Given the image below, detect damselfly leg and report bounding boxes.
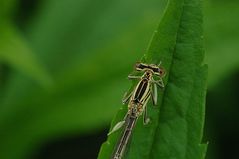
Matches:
[151,83,158,106]
[122,91,133,105]
[152,78,165,88]
[128,75,141,80]
[143,106,150,125]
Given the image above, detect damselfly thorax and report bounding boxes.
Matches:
[128,71,153,116]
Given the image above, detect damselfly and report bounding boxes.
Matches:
[108,62,166,159]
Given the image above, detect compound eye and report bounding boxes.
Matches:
[152,67,159,73]
[159,68,166,76]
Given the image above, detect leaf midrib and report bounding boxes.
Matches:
[148,0,185,158]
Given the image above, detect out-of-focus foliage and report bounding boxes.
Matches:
[0,0,238,159]
[0,24,51,86]
[204,1,239,87]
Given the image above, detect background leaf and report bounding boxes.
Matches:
[0,0,18,19]
[204,1,239,88]
[98,0,208,158]
[0,23,51,87]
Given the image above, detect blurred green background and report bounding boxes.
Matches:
[0,0,239,159]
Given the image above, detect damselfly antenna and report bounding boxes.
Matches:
[158,61,162,67]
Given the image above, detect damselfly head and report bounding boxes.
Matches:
[135,62,166,77]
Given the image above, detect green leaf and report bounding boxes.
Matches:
[98,0,208,158]
[0,0,18,19]
[0,23,52,87]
